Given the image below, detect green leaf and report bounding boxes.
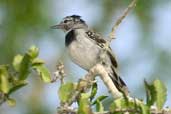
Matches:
[139,104,150,114]
[144,79,167,109]
[18,54,31,80]
[96,100,104,112]
[8,81,28,95]
[153,79,167,110]
[91,95,107,112]
[7,98,16,107]
[92,95,108,105]
[33,64,51,83]
[58,82,75,102]
[144,80,156,106]
[110,98,135,113]
[12,54,23,71]
[78,93,92,114]
[18,46,39,80]
[0,65,10,93]
[90,82,97,101]
[27,45,39,59]
[31,58,44,65]
[110,98,127,112]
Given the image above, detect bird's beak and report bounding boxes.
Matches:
[50,24,64,29]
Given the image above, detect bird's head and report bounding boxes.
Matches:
[51,15,88,32]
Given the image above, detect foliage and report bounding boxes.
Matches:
[57,78,169,114]
[0,46,51,106]
[0,46,170,113]
[59,82,76,103]
[144,79,167,110]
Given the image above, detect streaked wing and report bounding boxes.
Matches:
[86,30,106,48]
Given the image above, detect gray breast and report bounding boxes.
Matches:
[67,29,100,70]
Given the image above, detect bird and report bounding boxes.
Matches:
[51,15,128,95]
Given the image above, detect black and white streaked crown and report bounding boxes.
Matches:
[63,15,85,24]
[51,15,88,32]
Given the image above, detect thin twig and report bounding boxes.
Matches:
[51,61,65,83]
[108,0,137,42]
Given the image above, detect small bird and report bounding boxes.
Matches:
[51,15,128,95]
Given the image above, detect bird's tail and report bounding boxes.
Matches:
[108,69,129,95]
[106,50,129,95]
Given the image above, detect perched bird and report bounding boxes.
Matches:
[51,15,128,95]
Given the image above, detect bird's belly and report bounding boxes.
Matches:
[68,40,100,70]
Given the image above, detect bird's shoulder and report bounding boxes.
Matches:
[85,30,107,48]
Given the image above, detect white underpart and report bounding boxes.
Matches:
[68,29,100,70]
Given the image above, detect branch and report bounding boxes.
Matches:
[92,64,123,98]
[52,61,65,83]
[71,64,123,101]
[108,0,137,42]
[56,62,171,114]
[56,63,123,114]
[57,106,171,114]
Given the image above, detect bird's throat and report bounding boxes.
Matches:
[65,30,76,47]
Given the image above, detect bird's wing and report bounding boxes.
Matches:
[86,30,106,48]
[86,30,129,94]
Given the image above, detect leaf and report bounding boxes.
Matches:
[96,100,104,112]
[78,93,92,114]
[91,95,107,112]
[110,98,135,113]
[12,54,23,71]
[90,82,97,101]
[92,95,108,105]
[31,58,44,65]
[27,45,39,59]
[0,65,10,93]
[18,46,40,80]
[58,83,75,102]
[110,98,127,112]
[7,98,16,107]
[33,64,51,83]
[144,79,167,110]
[139,104,150,114]
[144,80,156,106]
[8,81,28,95]
[18,54,31,80]
[153,79,167,110]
